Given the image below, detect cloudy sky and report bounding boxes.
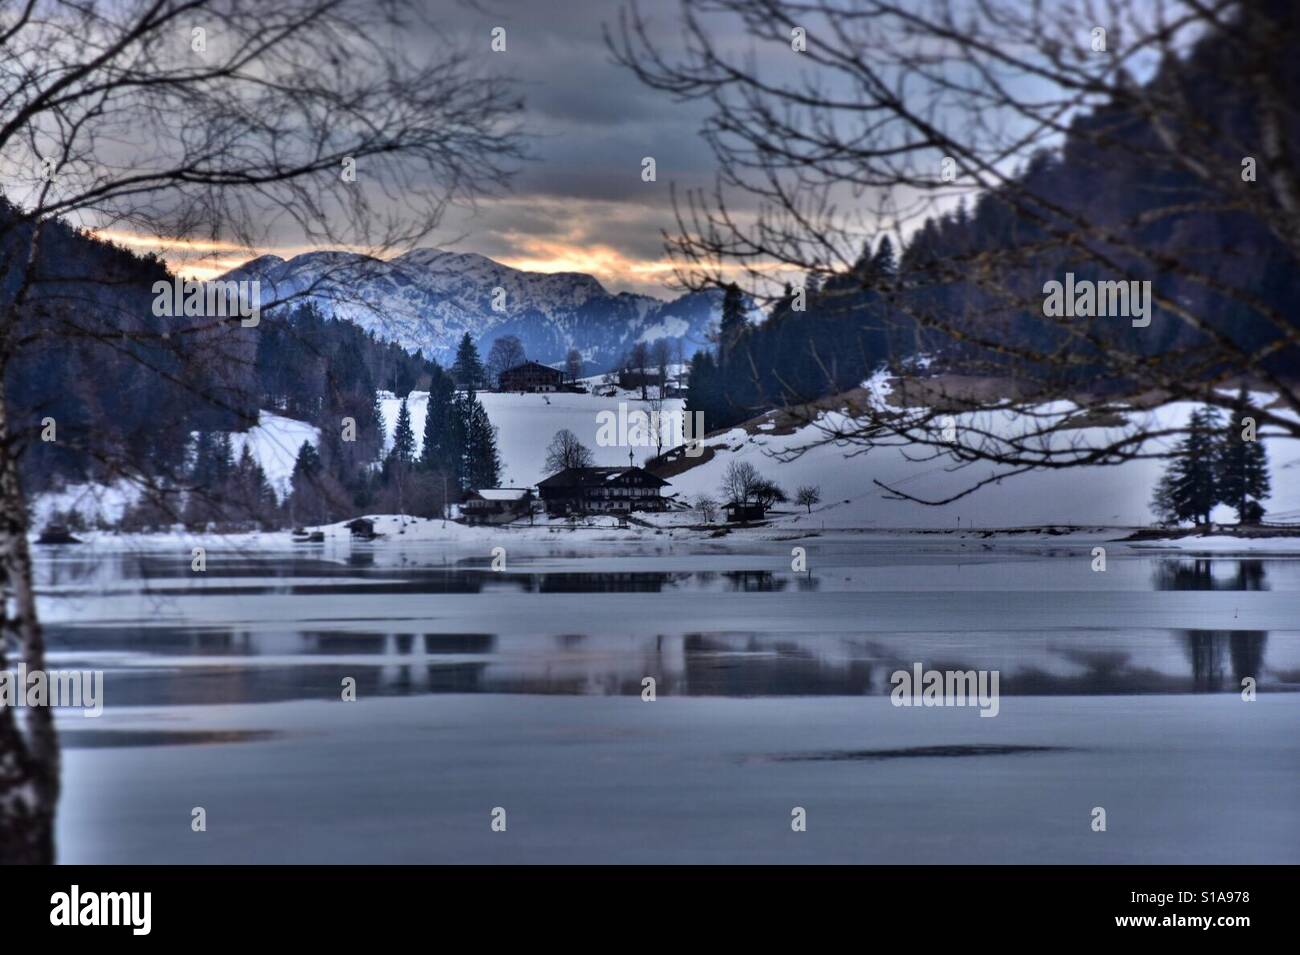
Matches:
[103,0,745,298]
[404,0,734,296]
[69,0,1137,299]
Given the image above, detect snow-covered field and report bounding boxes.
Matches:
[370,383,1300,530]
[377,387,686,488]
[666,399,1300,530]
[31,378,1300,536]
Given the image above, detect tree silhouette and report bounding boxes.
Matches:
[0,0,520,863]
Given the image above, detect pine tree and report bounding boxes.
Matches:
[235,444,257,487]
[1153,406,1223,525]
[851,239,876,278]
[366,390,386,462]
[451,333,485,390]
[1240,438,1270,521]
[718,283,746,361]
[421,372,456,470]
[252,461,278,525]
[212,433,235,485]
[291,440,321,480]
[391,398,416,465]
[1150,470,1179,525]
[289,441,325,525]
[447,392,470,489]
[870,236,897,279]
[769,282,796,323]
[229,444,277,526]
[1217,390,1271,522]
[464,395,500,489]
[686,350,730,430]
[190,431,216,485]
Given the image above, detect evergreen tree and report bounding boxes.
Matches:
[190,431,218,486]
[1217,390,1271,522]
[228,444,278,527]
[1150,470,1179,525]
[685,349,733,430]
[1152,406,1223,525]
[367,390,386,462]
[447,392,471,489]
[391,398,416,465]
[289,441,327,525]
[212,432,235,486]
[718,283,746,361]
[421,372,457,470]
[870,236,897,279]
[451,333,486,390]
[851,239,876,277]
[464,395,501,489]
[253,462,278,524]
[1240,438,1270,521]
[291,440,321,480]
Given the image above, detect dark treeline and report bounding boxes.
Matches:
[4,199,247,495]
[122,320,503,531]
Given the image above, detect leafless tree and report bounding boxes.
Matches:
[0,0,522,863]
[628,341,650,400]
[646,387,667,459]
[544,428,593,473]
[795,485,821,514]
[651,338,671,392]
[695,494,718,523]
[752,477,786,508]
[486,335,527,390]
[611,0,1300,504]
[720,459,760,503]
[565,348,583,383]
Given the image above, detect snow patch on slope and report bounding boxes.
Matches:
[228,412,320,500]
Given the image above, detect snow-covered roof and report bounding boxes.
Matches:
[537,467,670,488]
[474,488,531,501]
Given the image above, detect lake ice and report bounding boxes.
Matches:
[34,531,1300,863]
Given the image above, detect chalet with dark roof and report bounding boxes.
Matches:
[498,360,565,393]
[536,466,670,516]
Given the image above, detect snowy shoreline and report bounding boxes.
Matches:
[29,515,1300,556]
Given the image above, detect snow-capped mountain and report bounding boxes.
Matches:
[222,248,720,371]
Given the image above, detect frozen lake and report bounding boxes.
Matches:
[33,533,1300,863]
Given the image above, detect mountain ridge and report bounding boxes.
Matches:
[223,246,721,372]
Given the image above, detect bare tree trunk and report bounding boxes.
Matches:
[0,386,59,864]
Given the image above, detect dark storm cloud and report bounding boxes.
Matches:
[415,0,743,292]
[437,0,722,190]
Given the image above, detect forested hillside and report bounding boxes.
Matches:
[4,206,446,524]
[687,8,1300,431]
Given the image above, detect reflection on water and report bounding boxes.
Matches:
[40,559,801,597]
[36,551,1300,705]
[1151,558,1273,692]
